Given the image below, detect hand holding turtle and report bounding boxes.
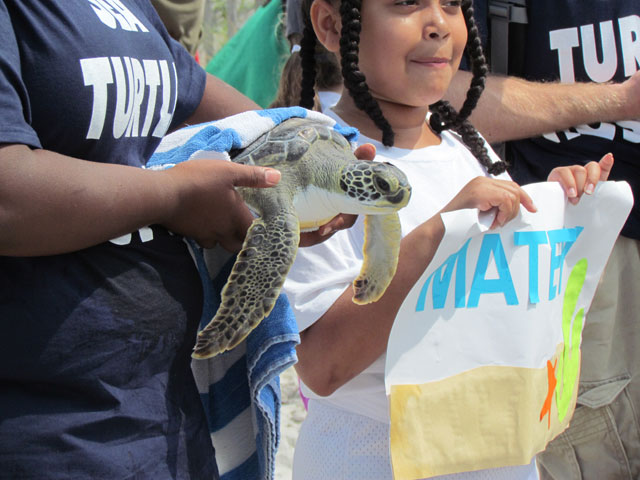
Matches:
[547,153,614,205]
[160,143,376,251]
[441,176,537,229]
[160,159,281,252]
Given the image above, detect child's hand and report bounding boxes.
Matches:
[442,176,537,229]
[547,153,614,205]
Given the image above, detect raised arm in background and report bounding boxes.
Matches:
[445,70,640,143]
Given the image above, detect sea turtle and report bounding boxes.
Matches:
[193,117,411,359]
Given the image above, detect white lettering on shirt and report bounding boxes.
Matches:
[109,226,155,246]
[81,56,178,140]
[152,61,178,138]
[618,120,640,143]
[549,27,580,83]
[87,0,149,32]
[543,120,640,144]
[581,21,617,83]
[619,15,640,78]
[545,15,640,145]
[81,57,114,140]
[141,60,161,137]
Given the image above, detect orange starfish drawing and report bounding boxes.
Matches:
[540,358,558,429]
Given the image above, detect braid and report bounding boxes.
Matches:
[429,0,506,175]
[338,0,394,146]
[457,0,487,122]
[299,22,318,109]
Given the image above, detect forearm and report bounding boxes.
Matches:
[295,215,446,396]
[446,71,634,143]
[0,144,175,256]
[184,73,261,126]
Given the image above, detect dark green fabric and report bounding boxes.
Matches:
[206,0,289,108]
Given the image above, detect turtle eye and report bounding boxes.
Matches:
[374,176,391,194]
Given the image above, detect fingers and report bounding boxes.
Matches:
[320,214,358,235]
[445,177,535,230]
[353,143,376,161]
[548,166,585,205]
[229,162,281,188]
[490,182,523,229]
[516,186,537,213]
[161,159,260,250]
[477,180,535,229]
[300,214,358,247]
[583,153,613,194]
[482,179,534,226]
[597,153,614,181]
[299,230,332,248]
[547,153,614,205]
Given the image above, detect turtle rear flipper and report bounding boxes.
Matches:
[352,213,402,305]
[192,210,300,359]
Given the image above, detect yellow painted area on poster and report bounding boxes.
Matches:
[389,345,578,480]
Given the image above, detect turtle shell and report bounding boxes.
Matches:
[231,118,352,167]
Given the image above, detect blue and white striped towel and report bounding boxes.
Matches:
[148,107,358,480]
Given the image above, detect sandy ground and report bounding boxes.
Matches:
[274,366,307,480]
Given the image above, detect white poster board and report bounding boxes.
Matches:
[385,181,633,480]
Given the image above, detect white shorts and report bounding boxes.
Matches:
[293,399,540,480]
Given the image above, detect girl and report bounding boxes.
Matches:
[282,0,613,479]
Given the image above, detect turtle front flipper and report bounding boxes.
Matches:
[193,210,300,359]
[352,213,402,305]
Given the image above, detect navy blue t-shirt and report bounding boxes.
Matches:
[473,0,640,240]
[0,1,216,478]
[0,0,205,164]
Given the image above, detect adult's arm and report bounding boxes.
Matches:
[183,73,262,126]
[0,143,279,257]
[445,70,640,143]
[0,112,373,258]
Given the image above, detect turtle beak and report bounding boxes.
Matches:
[387,190,407,205]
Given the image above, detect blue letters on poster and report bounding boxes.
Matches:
[514,231,548,304]
[415,227,584,312]
[548,227,584,301]
[467,234,518,308]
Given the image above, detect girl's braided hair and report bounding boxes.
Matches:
[299,0,506,174]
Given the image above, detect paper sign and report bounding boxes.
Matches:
[384,181,633,480]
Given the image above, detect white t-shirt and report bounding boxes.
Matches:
[283,112,538,479]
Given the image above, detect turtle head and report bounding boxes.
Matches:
[339,161,411,212]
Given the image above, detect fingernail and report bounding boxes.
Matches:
[264,169,281,186]
[568,188,577,198]
[320,226,332,236]
[585,183,595,195]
